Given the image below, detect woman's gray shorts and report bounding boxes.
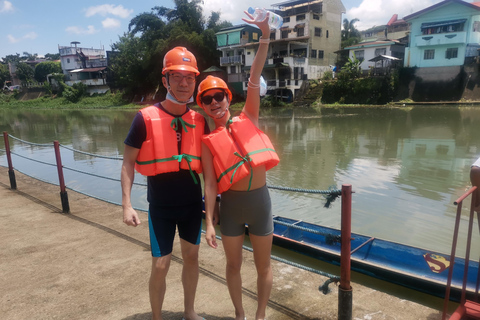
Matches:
[219,184,273,237]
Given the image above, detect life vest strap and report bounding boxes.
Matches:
[170,117,196,133]
[216,148,276,191]
[136,154,201,184]
[172,154,200,184]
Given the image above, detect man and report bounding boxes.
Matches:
[121,47,213,320]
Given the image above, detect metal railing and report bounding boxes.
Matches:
[2,131,353,320]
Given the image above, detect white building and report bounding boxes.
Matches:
[58,42,109,94]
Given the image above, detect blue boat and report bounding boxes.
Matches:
[271,216,479,302]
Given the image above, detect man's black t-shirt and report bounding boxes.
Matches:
[124,104,210,207]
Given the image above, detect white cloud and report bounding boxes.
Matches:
[65,25,99,35]
[0,0,13,13]
[345,0,440,30]
[7,32,37,43]
[102,17,120,29]
[7,34,19,43]
[85,4,133,19]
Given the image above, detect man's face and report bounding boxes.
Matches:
[164,71,196,101]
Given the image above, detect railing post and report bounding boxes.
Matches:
[3,131,17,190]
[339,184,352,320]
[53,141,70,213]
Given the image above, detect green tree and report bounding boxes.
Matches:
[44,53,60,60]
[15,62,35,83]
[341,18,361,48]
[110,0,230,97]
[34,61,62,82]
[3,54,21,64]
[0,63,10,87]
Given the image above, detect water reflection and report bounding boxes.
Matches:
[1,106,479,255]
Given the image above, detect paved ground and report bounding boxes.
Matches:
[0,166,452,320]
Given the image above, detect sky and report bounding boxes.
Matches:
[0,0,469,59]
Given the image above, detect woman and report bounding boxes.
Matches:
[199,11,279,320]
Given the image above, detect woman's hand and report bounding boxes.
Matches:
[242,10,271,38]
[205,225,218,249]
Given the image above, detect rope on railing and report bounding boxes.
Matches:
[62,165,147,187]
[267,184,341,208]
[2,134,343,289]
[8,134,52,147]
[60,144,123,160]
[10,151,57,167]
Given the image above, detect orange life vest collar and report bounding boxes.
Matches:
[135,105,204,181]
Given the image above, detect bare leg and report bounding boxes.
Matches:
[250,233,273,320]
[471,166,480,211]
[180,238,203,320]
[222,234,246,320]
[150,255,172,320]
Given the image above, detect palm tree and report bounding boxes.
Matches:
[341,18,361,47]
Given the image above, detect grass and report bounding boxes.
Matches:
[0,92,138,110]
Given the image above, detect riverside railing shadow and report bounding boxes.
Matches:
[1,131,353,320]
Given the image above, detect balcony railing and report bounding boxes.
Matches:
[220,55,243,65]
[415,31,467,46]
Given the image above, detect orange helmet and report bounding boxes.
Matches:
[162,47,200,75]
[196,75,232,106]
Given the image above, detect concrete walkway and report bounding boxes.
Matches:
[0,167,448,320]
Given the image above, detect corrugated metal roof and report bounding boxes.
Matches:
[70,67,106,73]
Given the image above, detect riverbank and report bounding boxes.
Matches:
[0,166,450,320]
[2,91,480,111]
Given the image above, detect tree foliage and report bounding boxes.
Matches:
[109,0,232,98]
[0,63,10,86]
[341,18,361,48]
[34,61,62,82]
[15,62,35,82]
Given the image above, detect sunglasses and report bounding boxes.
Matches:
[201,91,226,105]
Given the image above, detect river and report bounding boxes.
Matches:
[1,105,479,257]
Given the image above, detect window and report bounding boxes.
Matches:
[284,17,290,23]
[474,21,480,32]
[424,49,435,60]
[375,48,386,56]
[270,32,276,40]
[296,14,305,21]
[252,32,258,40]
[230,65,236,74]
[297,27,304,37]
[445,48,458,59]
[281,30,288,39]
[315,27,322,37]
[67,58,70,63]
[313,14,320,20]
[421,20,465,35]
[318,50,324,59]
[354,50,364,62]
[311,50,317,58]
[326,30,329,38]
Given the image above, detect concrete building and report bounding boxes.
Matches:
[401,0,480,101]
[403,0,480,68]
[360,14,409,43]
[58,42,109,94]
[344,40,405,73]
[216,0,345,101]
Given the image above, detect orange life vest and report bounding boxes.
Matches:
[202,113,279,193]
[135,105,204,179]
